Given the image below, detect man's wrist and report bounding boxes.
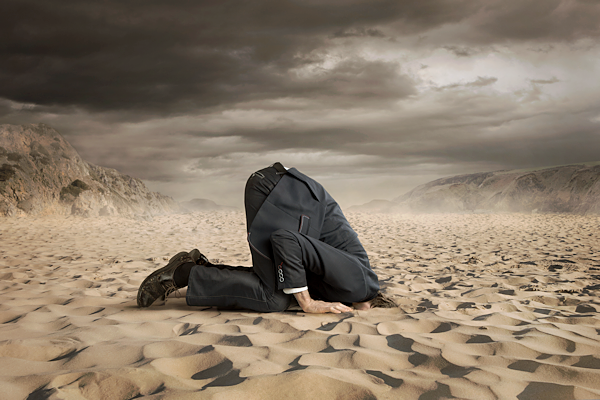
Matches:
[293,289,312,309]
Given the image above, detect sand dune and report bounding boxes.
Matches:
[1,211,599,399]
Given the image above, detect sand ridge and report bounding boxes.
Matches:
[0,211,599,399]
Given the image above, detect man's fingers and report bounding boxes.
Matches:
[336,303,352,312]
[329,304,345,314]
[307,301,354,314]
[331,303,352,313]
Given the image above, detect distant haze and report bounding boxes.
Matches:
[1,0,599,208]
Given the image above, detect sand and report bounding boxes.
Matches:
[1,211,599,399]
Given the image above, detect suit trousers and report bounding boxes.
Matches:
[186,164,375,312]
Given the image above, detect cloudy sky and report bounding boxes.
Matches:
[1,0,599,208]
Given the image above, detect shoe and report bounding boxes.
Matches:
[137,251,193,307]
[187,249,209,266]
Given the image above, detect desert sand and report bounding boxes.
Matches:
[1,211,599,399]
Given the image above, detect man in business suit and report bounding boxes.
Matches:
[137,163,394,313]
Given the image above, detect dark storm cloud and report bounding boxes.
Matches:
[1,0,597,117]
[472,0,600,43]
[530,78,560,85]
[331,27,387,38]
[8,0,586,116]
[441,46,479,57]
[0,0,463,115]
[438,76,498,90]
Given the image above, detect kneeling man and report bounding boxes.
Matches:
[137,163,395,313]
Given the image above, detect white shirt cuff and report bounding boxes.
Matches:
[283,286,308,294]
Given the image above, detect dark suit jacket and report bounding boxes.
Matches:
[247,167,379,303]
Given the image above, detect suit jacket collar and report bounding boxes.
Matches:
[286,168,323,202]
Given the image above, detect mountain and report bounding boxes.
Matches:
[0,123,179,218]
[180,198,237,212]
[349,163,600,214]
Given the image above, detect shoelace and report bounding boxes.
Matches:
[162,280,180,301]
[159,254,193,302]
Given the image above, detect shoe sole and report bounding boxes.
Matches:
[137,251,189,307]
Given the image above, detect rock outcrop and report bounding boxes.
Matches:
[0,123,179,218]
[391,163,600,214]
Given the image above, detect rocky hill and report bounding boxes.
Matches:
[0,123,179,218]
[349,163,600,214]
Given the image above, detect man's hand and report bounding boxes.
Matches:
[294,290,353,314]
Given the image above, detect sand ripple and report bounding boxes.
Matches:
[0,212,599,399]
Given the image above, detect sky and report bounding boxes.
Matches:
[1,0,599,208]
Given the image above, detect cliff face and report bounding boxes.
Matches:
[0,123,179,218]
[393,163,600,214]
